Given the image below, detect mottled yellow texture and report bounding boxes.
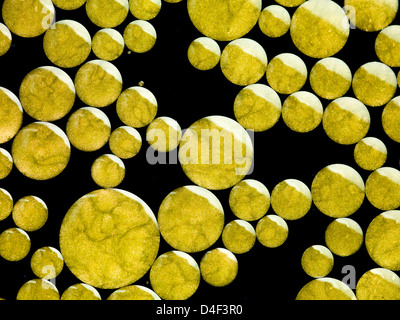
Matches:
[109,126,142,159]
[0,88,23,144]
[92,30,124,61]
[325,219,363,257]
[275,0,304,7]
[0,149,12,180]
[0,228,30,261]
[12,196,48,232]
[356,269,400,300]
[146,117,182,152]
[31,247,64,279]
[91,154,125,188]
[52,0,86,10]
[86,0,129,28]
[0,189,13,221]
[375,27,400,67]
[301,246,334,278]
[258,6,290,38]
[366,169,400,211]
[107,285,160,300]
[354,139,387,171]
[222,220,256,254]
[129,0,161,20]
[256,215,288,248]
[0,25,11,56]
[296,278,356,300]
[382,97,400,143]
[61,283,101,300]
[188,38,221,71]
[17,279,59,300]
[124,21,156,53]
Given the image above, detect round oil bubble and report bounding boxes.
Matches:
[61,283,101,300]
[258,5,291,38]
[0,188,13,221]
[19,66,75,121]
[256,214,288,248]
[222,219,256,254]
[352,62,397,107]
[0,228,30,261]
[366,211,400,271]
[124,20,157,53]
[30,247,64,280]
[43,20,92,68]
[92,28,124,61]
[60,189,160,289]
[275,0,305,7]
[382,96,400,143]
[179,116,254,190]
[107,285,160,300]
[91,154,126,188]
[17,279,59,300]
[309,57,352,100]
[356,268,400,300]
[2,0,55,38]
[116,86,158,128]
[109,126,142,159]
[229,179,270,221]
[129,0,161,20]
[86,0,129,28]
[188,37,221,71]
[233,84,282,132]
[344,0,398,32]
[150,251,200,300]
[325,218,363,257]
[354,137,387,171]
[66,107,111,152]
[322,97,370,145]
[271,179,312,220]
[12,122,71,180]
[158,185,224,253]
[52,0,87,10]
[375,25,400,67]
[282,91,323,133]
[365,167,400,211]
[0,23,12,56]
[296,277,356,300]
[12,196,48,232]
[164,0,182,2]
[301,245,334,278]
[0,87,23,144]
[0,148,12,180]
[266,53,307,95]
[75,60,123,108]
[311,164,365,218]
[220,38,268,86]
[290,0,349,58]
[200,248,238,287]
[187,0,262,41]
[146,117,182,152]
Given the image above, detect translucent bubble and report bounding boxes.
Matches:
[91,154,126,188]
[356,268,400,300]
[123,20,157,53]
[0,148,13,180]
[301,245,334,278]
[187,37,221,71]
[129,0,162,20]
[258,5,291,38]
[146,116,182,152]
[16,279,59,300]
[30,247,64,279]
[86,0,129,28]
[354,137,387,171]
[0,23,12,56]
[222,219,256,254]
[92,28,124,61]
[375,25,400,67]
[296,278,356,300]
[109,126,142,159]
[0,228,31,262]
[256,214,288,248]
[61,283,102,300]
[382,96,400,143]
[0,188,13,221]
[107,285,160,300]
[0,87,23,144]
[12,196,48,232]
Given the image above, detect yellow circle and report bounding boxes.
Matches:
[149,251,200,300]
[12,196,48,232]
[282,91,323,133]
[296,278,356,300]
[366,211,400,271]
[0,23,12,56]
[60,188,160,289]
[0,188,13,221]
[365,167,400,211]
[229,179,270,221]
[12,122,71,180]
[258,5,291,38]
[352,62,397,107]
[344,0,398,32]
[221,38,267,86]
[91,154,126,188]
[382,96,400,143]
[275,0,305,7]
[266,53,307,95]
[52,0,87,10]
[356,268,400,300]
[179,116,254,190]
[256,214,288,248]
[222,219,256,254]
[19,66,75,121]
[75,60,123,108]
[0,228,31,261]
[311,164,365,218]
[17,279,59,300]
[2,0,55,38]
[271,179,312,220]
[146,117,182,152]
[61,283,101,300]
[116,86,158,128]
[129,0,161,20]
[188,37,221,71]
[109,126,142,159]
[0,148,13,180]
[325,218,363,257]
[309,57,352,100]
[123,20,157,53]
[375,25,400,67]
[30,247,64,279]
[290,0,349,58]
[86,0,129,28]
[92,28,124,61]
[200,248,238,287]
[43,20,92,68]
[354,137,387,171]
[233,84,281,132]
[158,185,224,253]
[107,285,160,300]
[301,245,334,278]
[0,87,23,144]
[164,0,183,3]
[323,97,370,145]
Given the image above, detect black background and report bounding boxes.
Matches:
[0,0,399,312]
